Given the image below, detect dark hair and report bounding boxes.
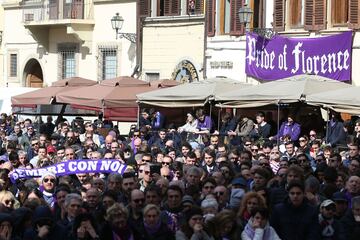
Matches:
[250,207,269,219]
[187,151,197,159]
[8,152,19,162]
[254,168,272,181]
[102,190,118,201]
[201,177,217,188]
[286,180,305,192]
[145,185,162,197]
[72,213,98,237]
[255,112,265,118]
[203,148,216,160]
[166,185,183,197]
[181,142,192,151]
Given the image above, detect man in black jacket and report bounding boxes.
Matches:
[270,180,320,240]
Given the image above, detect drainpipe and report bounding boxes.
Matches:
[202,1,207,80]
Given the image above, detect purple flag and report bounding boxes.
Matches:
[245,31,352,81]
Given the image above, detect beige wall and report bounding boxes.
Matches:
[0,4,4,87]
[142,17,205,80]
[2,0,136,87]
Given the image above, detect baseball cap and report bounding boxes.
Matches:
[320,199,336,208]
[47,145,56,154]
[231,177,247,187]
[182,195,195,205]
[332,192,348,202]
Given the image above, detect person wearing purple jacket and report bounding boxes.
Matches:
[270,115,301,142]
[195,109,212,134]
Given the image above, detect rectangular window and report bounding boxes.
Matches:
[332,0,348,26]
[289,0,303,28]
[10,54,17,77]
[187,0,204,15]
[58,45,76,79]
[158,0,180,16]
[100,48,117,80]
[220,0,231,34]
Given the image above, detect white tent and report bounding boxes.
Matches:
[0,87,39,114]
[307,86,360,114]
[216,74,352,108]
[137,77,250,107]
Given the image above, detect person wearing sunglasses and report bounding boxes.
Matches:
[128,189,145,230]
[214,185,229,211]
[40,171,57,207]
[318,199,345,240]
[0,190,16,211]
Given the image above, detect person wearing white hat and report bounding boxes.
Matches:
[318,199,345,240]
[40,171,57,207]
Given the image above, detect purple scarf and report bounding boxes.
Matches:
[144,220,162,235]
[243,219,272,240]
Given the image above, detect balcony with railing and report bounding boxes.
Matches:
[22,0,93,24]
[21,0,95,52]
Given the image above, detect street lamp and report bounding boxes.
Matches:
[238,5,275,39]
[238,5,253,31]
[111,13,136,43]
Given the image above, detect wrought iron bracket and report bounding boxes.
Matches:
[116,32,136,43]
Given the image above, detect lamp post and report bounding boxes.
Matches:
[111,13,136,43]
[238,5,275,39]
[238,5,253,31]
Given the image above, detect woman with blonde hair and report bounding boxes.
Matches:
[237,192,266,227]
[101,203,134,240]
[134,204,174,240]
[0,190,17,211]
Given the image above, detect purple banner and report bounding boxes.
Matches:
[245,31,352,81]
[10,159,128,183]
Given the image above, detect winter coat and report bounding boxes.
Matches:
[270,199,320,240]
[134,222,174,240]
[340,210,360,240]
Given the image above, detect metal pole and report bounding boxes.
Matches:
[325,107,330,144]
[217,108,221,131]
[209,104,212,132]
[277,101,280,147]
[137,105,140,127]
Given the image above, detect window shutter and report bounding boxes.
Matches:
[304,0,326,31]
[138,0,151,18]
[207,0,216,36]
[164,0,180,16]
[273,0,285,31]
[195,0,204,14]
[349,0,360,29]
[171,0,180,15]
[230,0,244,36]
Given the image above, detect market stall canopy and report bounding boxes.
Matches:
[216,74,352,108]
[56,77,178,121]
[137,77,250,108]
[11,77,96,107]
[57,76,153,109]
[307,86,360,114]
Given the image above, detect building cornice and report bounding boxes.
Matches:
[2,1,21,9]
[93,0,135,4]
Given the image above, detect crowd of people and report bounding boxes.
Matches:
[0,107,359,240]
